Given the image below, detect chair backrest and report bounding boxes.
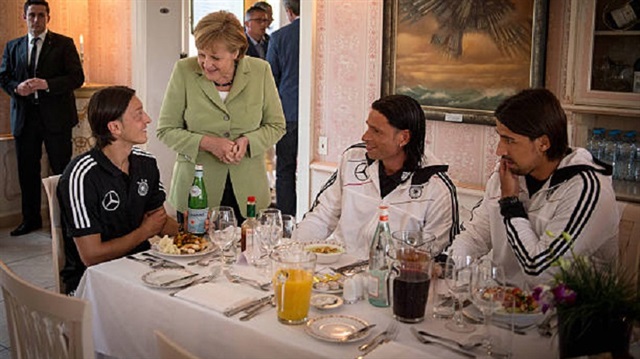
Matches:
[618,202,640,295]
[0,260,94,359]
[155,330,201,359]
[42,174,65,294]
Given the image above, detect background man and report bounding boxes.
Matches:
[294,95,459,259]
[450,89,618,288]
[244,6,270,59]
[267,0,300,216]
[253,1,274,29]
[58,86,179,294]
[0,0,84,236]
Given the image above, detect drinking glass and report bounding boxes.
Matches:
[256,208,283,254]
[444,255,476,333]
[470,259,506,352]
[209,206,238,265]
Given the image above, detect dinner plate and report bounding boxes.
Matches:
[150,242,216,259]
[310,294,343,310]
[141,268,198,289]
[305,315,371,343]
[463,304,543,327]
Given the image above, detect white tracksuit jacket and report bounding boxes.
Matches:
[450,148,619,288]
[293,143,459,260]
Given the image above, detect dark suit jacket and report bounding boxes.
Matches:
[0,31,84,137]
[245,33,270,59]
[266,19,299,123]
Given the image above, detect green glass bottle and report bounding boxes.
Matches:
[368,205,391,307]
[187,164,208,235]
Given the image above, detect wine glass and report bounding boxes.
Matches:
[256,208,283,252]
[470,259,506,354]
[444,255,476,333]
[209,206,238,265]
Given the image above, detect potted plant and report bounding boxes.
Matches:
[533,245,640,359]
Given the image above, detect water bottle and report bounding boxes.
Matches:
[368,205,391,307]
[187,164,208,235]
[603,130,621,178]
[586,128,605,161]
[635,143,640,182]
[617,131,637,181]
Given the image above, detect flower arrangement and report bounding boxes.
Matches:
[532,232,640,358]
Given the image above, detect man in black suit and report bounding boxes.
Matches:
[244,6,270,59]
[0,0,84,236]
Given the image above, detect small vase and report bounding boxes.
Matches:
[558,310,633,358]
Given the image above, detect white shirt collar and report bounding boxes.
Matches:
[28,30,47,44]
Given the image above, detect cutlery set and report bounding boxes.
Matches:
[355,322,399,358]
[224,294,275,319]
[126,253,185,269]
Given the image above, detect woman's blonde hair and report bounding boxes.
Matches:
[194,11,248,58]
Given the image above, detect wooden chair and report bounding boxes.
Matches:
[42,174,65,294]
[0,259,94,359]
[155,330,201,359]
[618,202,640,295]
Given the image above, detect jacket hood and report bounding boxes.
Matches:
[550,147,612,187]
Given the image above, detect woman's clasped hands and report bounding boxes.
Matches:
[202,135,248,165]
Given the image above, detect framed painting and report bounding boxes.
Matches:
[382,0,549,125]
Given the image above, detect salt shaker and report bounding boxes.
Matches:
[354,273,365,300]
[343,276,358,304]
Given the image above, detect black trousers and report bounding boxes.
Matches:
[177,173,246,227]
[15,104,72,223]
[275,121,298,216]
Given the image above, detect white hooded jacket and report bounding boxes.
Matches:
[294,143,459,259]
[450,148,619,288]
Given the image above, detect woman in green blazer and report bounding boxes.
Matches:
[157,11,285,221]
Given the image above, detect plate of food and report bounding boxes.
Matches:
[304,243,345,264]
[149,232,215,258]
[465,287,543,327]
[313,272,344,294]
[305,315,371,343]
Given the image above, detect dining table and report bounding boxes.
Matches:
[76,251,558,359]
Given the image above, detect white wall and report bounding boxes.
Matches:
[133,0,183,216]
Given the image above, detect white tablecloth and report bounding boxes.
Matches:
[76,254,557,359]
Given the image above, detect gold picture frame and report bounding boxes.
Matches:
[382,0,549,125]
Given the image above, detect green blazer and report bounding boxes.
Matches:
[157,56,286,216]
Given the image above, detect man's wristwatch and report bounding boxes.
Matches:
[498,196,520,206]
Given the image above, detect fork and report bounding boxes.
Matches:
[357,322,398,357]
[223,270,271,291]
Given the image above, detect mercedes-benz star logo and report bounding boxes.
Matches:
[102,190,121,211]
[354,162,369,181]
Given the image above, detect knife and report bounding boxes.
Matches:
[223,294,274,317]
[142,252,185,268]
[159,273,199,287]
[239,298,274,321]
[410,327,477,358]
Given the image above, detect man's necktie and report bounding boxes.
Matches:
[29,37,39,78]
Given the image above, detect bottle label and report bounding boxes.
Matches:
[368,274,380,298]
[611,4,637,28]
[187,208,208,234]
[189,185,202,197]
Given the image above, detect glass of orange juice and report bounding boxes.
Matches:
[271,248,316,325]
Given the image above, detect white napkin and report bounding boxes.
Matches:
[365,342,430,359]
[174,281,265,313]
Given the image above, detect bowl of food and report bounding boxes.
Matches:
[305,243,345,264]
